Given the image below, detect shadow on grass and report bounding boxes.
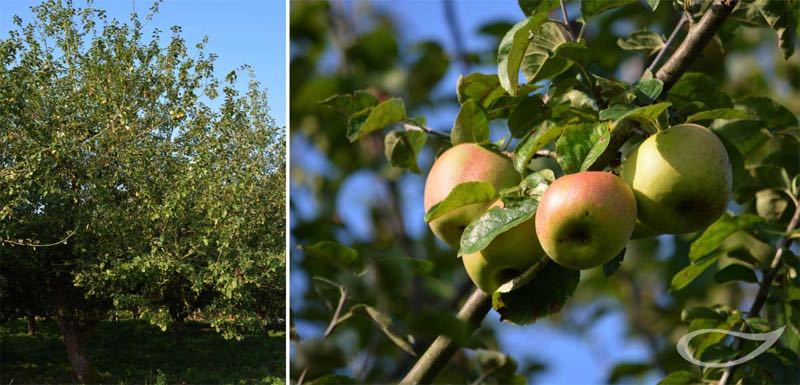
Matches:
[1,319,284,384]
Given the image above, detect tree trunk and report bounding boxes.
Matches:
[56,316,99,384]
[51,281,100,384]
[26,313,36,336]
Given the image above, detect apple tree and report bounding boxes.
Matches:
[290,0,798,384]
[1,1,285,382]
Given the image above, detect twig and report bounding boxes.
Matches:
[1,230,77,248]
[577,22,587,41]
[403,122,450,140]
[399,1,741,383]
[503,149,557,160]
[442,0,469,73]
[559,0,576,41]
[298,286,349,385]
[646,14,687,75]
[717,202,800,385]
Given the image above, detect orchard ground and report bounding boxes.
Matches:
[0,319,285,385]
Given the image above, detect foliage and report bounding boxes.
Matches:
[290,0,799,383]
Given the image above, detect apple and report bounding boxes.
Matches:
[423,143,520,248]
[461,200,545,294]
[620,123,731,234]
[535,171,636,269]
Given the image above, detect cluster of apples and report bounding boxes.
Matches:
[424,123,732,294]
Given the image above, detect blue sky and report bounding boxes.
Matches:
[0,0,286,126]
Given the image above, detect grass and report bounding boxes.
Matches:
[0,318,285,384]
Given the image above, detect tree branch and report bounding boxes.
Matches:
[655,0,740,91]
[559,0,575,41]
[717,202,800,385]
[399,2,741,384]
[400,289,491,384]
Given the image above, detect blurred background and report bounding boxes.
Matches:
[289,1,799,384]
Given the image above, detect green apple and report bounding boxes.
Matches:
[423,143,520,248]
[620,123,731,234]
[535,171,637,270]
[631,220,661,239]
[461,200,545,294]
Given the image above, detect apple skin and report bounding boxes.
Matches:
[631,220,661,239]
[535,171,637,270]
[462,200,546,294]
[620,123,731,234]
[424,143,521,248]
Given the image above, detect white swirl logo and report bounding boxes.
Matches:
[676,326,785,368]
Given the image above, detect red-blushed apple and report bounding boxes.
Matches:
[423,143,520,248]
[461,200,546,294]
[535,171,636,269]
[620,123,731,234]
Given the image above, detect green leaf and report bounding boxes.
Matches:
[689,213,764,261]
[670,252,720,292]
[607,362,651,384]
[474,349,522,384]
[617,30,664,55]
[595,76,631,102]
[347,304,416,356]
[457,73,506,107]
[554,41,590,63]
[508,95,547,138]
[713,131,744,191]
[599,104,635,121]
[451,100,490,144]
[735,96,799,133]
[555,122,611,174]
[384,130,427,172]
[603,248,625,277]
[656,371,700,385]
[613,101,671,132]
[513,122,564,173]
[304,241,360,268]
[681,306,726,322]
[727,248,763,266]
[756,0,797,59]
[408,41,450,103]
[459,197,539,255]
[581,0,638,18]
[632,79,663,104]
[492,260,580,325]
[346,98,406,142]
[686,108,750,123]
[520,22,573,83]
[645,0,661,11]
[424,181,498,223]
[497,15,550,96]
[714,263,758,284]
[668,73,733,116]
[756,189,790,221]
[517,0,559,16]
[320,90,378,115]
